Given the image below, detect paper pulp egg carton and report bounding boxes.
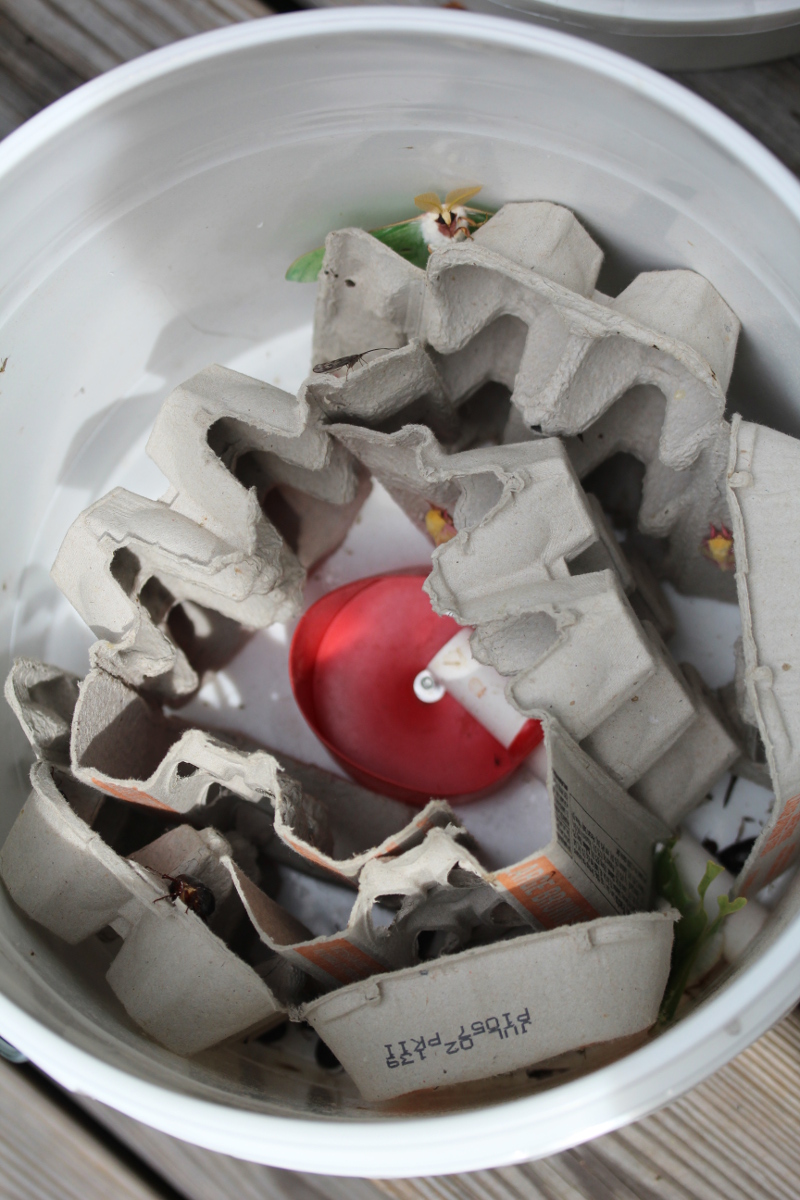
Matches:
[311,200,740,602]
[5,657,464,884]
[327,422,739,827]
[51,365,369,705]
[0,761,286,1053]
[9,192,796,1096]
[216,824,533,996]
[300,713,674,1101]
[302,907,675,1102]
[726,416,800,896]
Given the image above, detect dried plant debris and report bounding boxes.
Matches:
[4,194,796,1098]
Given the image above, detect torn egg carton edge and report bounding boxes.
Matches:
[6,657,464,888]
[302,905,677,1102]
[50,365,366,705]
[310,201,740,600]
[328,422,740,827]
[1,706,673,1072]
[0,762,285,1054]
[728,417,800,896]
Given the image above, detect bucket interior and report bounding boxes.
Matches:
[1,12,800,1148]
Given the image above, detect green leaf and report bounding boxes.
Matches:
[372,218,430,269]
[285,245,326,283]
[656,845,747,1025]
[285,207,496,281]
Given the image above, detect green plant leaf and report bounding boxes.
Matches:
[285,208,495,281]
[285,245,326,283]
[656,844,747,1025]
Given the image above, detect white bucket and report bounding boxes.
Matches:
[310,0,800,70]
[1,9,800,1178]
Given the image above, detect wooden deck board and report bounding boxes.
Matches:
[0,1058,173,1200]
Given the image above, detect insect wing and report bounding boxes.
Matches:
[444,185,483,208]
[313,355,358,373]
[413,192,444,213]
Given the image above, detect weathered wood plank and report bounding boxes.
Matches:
[0,1058,171,1200]
[0,0,275,133]
[677,57,800,180]
[78,1094,389,1200]
[372,1011,800,1200]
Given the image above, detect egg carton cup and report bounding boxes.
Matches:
[51,365,368,706]
[562,385,735,601]
[0,722,672,1076]
[0,762,285,1054]
[4,657,81,769]
[302,906,676,1102]
[311,202,739,601]
[330,422,740,825]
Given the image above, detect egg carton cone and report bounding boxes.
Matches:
[313,201,739,601]
[51,486,302,702]
[262,713,668,1001]
[717,680,771,788]
[0,761,166,944]
[0,761,285,1053]
[563,386,735,601]
[302,907,675,1102]
[727,417,800,895]
[4,658,81,768]
[668,831,768,986]
[51,365,369,705]
[579,620,696,790]
[632,663,740,826]
[224,706,670,1006]
[311,228,426,366]
[491,717,670,928]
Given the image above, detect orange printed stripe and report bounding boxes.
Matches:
[381,814,435,857]
[91,778,174,812]
[282,834,349,882]
[496,856,598,929]
[741,792,800,893]
[293,938,384,985]
[763,793,800,855]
